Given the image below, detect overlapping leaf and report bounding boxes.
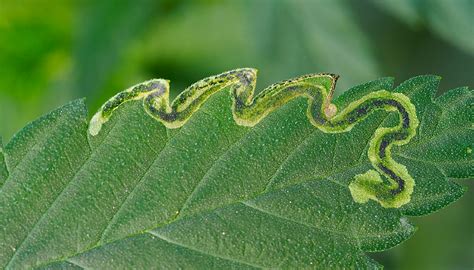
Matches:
[0,76,472,269]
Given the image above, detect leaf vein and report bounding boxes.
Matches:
[147,231,263,269]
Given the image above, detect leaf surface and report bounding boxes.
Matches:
[0,76,472,269]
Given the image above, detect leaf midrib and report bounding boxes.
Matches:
[32,128,397,268]
[36,166,410,270]
[148,231,264,269]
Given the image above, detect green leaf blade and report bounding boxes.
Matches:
[4,102,168,269]
[0,100,90,268]
[1,75,471,269]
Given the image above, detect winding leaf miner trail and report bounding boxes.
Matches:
[89,68,419,208]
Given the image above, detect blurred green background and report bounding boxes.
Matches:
[0,0,472,268]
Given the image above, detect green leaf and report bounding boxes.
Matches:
[0,76,472,269]
[373,0,474,55]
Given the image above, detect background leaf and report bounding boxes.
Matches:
[0,76,471,269]
[372,0,474,55]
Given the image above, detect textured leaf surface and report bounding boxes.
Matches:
[0,76,472,269]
